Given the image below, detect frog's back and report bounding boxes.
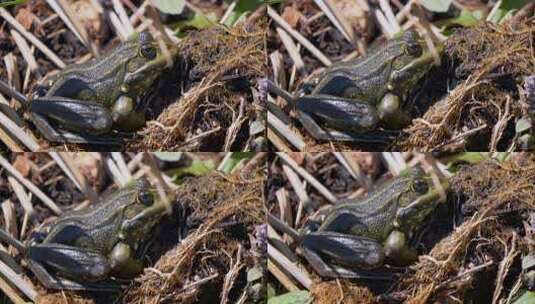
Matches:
[320,174,414,240]
[47,40,137,105]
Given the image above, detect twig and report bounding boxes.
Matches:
[7,177,34,218]
[492,233,519,304]
[276,27,305,71]
[220,245,244,304]
[0,8,65,68]
[48,0,90,49]
[0,155,61,214]
[267,6,332,66]
[0,269,29,304]
[111,152,133,181]
[220,0,237,24]
[268,244,312,289]
[267,111,306,151]
[267,259,300,292]
[281,164,311,221]
[313,0,354,42]
[334,152,372,189]
[224,97,247,151]
[278,152,338,204]
[381,152,407,175]
[53,152,98,202]
[0,259,37,301]
[179,126,222,148]
[10,30,38,74]
[104,155,127,187]
[112,0,135,35]
[267,128,292,152]
[0,111,39,151]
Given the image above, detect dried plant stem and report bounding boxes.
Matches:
[0,155,61,214]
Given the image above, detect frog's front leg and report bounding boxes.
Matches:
[109,242,144,278]
[383,230,418,265]
[29,96,122,144]
[377,93,412,130]
[300,231,394,279]
[296,95,399,143]
[111,95,146,131]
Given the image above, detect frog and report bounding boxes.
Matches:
[27,31,177,145]
[300,166,438,278]
[267,29,438,143]
[1,178,168,290]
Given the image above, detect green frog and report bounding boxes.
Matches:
[301,167,438,278]
[274,30,437,142]
[29,31,177,145]
[17,178,168,290]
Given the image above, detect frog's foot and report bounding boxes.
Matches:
[300,231,392,279]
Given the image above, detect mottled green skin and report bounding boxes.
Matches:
[44,32,167,109]
[296,30,437,138]
[300,167,436,278]
[32,31,177,138]
[318,167,430,243]
[308,30,433,106]
[28,178,167,286]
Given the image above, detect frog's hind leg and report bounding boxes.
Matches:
[301,231,395,279]
[29,97,121,145]
[30,112,121,145]
[27,244,112,284]
[28,260,121,291]
[296,107,397,143]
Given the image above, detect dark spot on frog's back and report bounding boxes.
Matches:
[50,78,94,99]
[315,75,360,95]
[322,211,365,233]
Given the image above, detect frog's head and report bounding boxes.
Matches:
[395,166,437,232]
[120,178,167,241]
[387,30,436,98]
[122,31,176,94]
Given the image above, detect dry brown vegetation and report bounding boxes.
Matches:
[267,152,535,303]
[128,24,267,152]
[396,20,535,151]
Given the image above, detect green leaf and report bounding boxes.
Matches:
[168,159,215,180]
[152,152,183,162]
[268,290,313,304]
[442,152,488,169]
[218,152,255,174]
[513,291,535,304]
[437,9,484,29]
[516,117,532,133]
[172,12,218,34]
[0,0,26,7]
[487,0,527,24]
[152,0,186,15]
[222,0,265,27]
[420,0,452,12]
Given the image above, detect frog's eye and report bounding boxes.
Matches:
[405,42,422,57]
[138,191,154,206]
[412,179,428,194]
[140,45,157,60]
